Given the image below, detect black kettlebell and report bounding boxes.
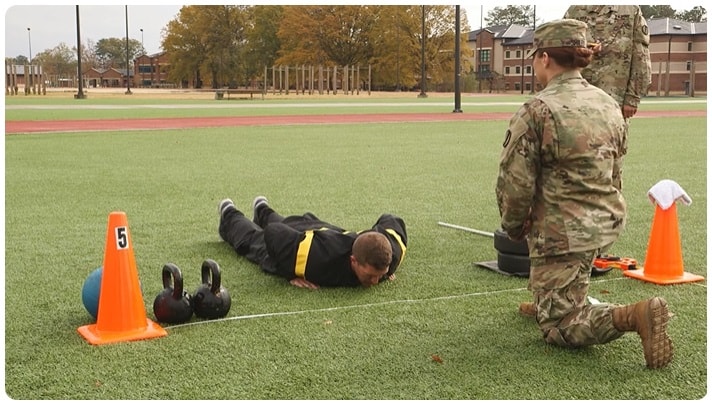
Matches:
[192,259,231,319]
[153,263,193,324]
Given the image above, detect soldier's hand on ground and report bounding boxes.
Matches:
[290,277,319,289]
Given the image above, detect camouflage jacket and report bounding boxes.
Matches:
[564,5,652,109]
[496,71,627,257]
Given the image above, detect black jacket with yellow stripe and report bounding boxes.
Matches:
[262,213,407,287]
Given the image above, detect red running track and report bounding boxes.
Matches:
[5,110,705,134]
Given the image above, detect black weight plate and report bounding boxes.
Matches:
[494,228,530,256]
[497,251,530,276]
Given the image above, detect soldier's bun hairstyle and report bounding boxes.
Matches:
[543,46,596,69]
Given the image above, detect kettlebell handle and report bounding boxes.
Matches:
[162,263,185,300]
[201,259,222,294]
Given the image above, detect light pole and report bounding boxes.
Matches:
[26,27,33,94]
[453,5,462,113]
[140,28,144,87]
[27,27,32,63]
[520,46,525,94]
[396,26,400,91]
[530,5,537,93]
[477,5,482,92]
[125,5,132,95]
[75,5,86,98]
[418,5,427,98]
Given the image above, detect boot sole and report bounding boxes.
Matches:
[518,303,536,318]
[642,297,674,369]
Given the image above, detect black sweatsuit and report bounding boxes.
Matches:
[218,204,407,287]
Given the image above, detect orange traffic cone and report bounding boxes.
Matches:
[78,211,167,345]
[625,202,704,285]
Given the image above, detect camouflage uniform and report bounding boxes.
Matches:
[496,20,629,347]
[564,5,652,112]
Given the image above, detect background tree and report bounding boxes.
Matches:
[640,5,676,19]
[369,6,419,90]
[675,6,707,22]
[162,6,208,88]
[8,55,29,65]
[242,5,283,86]
[81,39,99,75]
[421,5,466,90]
[94,37,143,70]
[485,6,535,27]
[276,5,376,67]
[32,43,76,80]
[162,5,248,89]
[200,5,249,88]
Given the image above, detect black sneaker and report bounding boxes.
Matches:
[218,198,235,219]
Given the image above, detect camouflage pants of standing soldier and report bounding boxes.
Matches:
[529,250,626,347]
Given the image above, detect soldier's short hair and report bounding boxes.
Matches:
[352,231,392,270]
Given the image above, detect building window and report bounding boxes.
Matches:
[514,82,521,91]
[479,49,491,62]
[687,42,692,51]
[515,66,521,74]
[515,50,521,59]
[477,64,491,79]
[505,50,511,59]
[526,66,532,74]
[505,66,510,74]
[686,61,691,71]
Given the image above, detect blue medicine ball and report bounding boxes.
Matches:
[81,267,102,320]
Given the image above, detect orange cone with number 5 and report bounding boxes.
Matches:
[78,211,166,345]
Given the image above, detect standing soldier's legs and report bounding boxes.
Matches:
[530,251,624,346]
[530,251,673,368]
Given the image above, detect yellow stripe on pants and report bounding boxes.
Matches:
[294,230,315,278]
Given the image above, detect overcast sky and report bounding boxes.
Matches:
[3,3,703,59]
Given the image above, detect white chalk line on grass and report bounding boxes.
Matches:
[164,276,630,330]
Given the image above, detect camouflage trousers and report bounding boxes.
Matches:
[529,250,625,347]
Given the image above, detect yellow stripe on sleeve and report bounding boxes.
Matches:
[294,230,315,278]
[385,229,406,269]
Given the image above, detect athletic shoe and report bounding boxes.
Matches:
[253,195,268,213]
[252,196,269,224]
[218,198,234,219]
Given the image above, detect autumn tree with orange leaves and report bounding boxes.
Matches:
[161,5,471,91]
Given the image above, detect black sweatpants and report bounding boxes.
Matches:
[218,205,285,274]
[219,205,329,275]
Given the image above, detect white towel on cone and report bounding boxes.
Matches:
[647,179,692,210]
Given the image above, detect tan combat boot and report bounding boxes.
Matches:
[518,302,536,318]
[612,297,673,369]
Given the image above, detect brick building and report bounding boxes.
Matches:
[84,67,132,88]
[467,17,707,95]
[647,18,707,96]
[134,52,173,88]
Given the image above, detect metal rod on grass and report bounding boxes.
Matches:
[437,221,494,238]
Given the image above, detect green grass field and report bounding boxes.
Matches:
[4,92,707,399]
